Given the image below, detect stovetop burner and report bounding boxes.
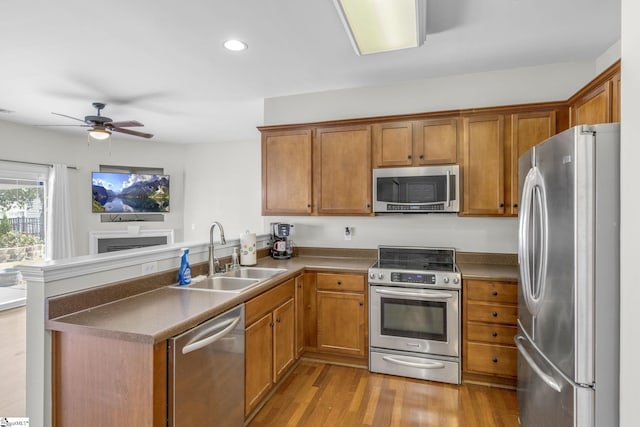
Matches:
[369,246,461,289]
[377,246,456,271]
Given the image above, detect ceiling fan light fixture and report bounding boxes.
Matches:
[333,0,427,55]
[88,128,111,140]
[223,39,248,52]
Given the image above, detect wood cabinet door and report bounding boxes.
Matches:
[245,312,273,416]
[314,125,372,215]
[572,83,611,126]
[611,72,621,123]
[372,121,413,167]
[316,291,365,356]
[461,114,505,215]
[273,298,295,383]
[262,129,313,215]
[413,118,458,165]
[302,272,318,350]
[294,275,304,358]
[507,111,556,216]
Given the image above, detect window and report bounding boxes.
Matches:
[0,161,49,270]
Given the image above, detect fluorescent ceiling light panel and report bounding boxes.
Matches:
[334,0,427,55]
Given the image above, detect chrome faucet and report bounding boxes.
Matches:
[208,221,227,276]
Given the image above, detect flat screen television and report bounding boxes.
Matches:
[92,172,170,213]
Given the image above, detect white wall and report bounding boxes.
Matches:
[264,61,595,126]
[619,1,638,424]
[0,120,186,255]
[182,140,263,242]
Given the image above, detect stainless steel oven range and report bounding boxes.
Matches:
[368,246,461,384]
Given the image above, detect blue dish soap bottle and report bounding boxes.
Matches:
[178,248,192,285]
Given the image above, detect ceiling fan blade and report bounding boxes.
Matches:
[33,124,90,127]
[111,127,154,139]
[51,112,87,123]
[107,120,144,128]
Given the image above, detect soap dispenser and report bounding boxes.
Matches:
[231,248,239,269]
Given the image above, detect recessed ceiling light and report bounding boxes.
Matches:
[224,39,248,52]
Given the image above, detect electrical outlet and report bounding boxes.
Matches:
[142,261,158,275]
[344,226,352,241]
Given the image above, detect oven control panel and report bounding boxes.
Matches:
[390,272,436,284]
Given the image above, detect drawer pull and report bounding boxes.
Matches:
[492,311,498,317]
[492,332,498,337]
[382,355,444,370]
[492,357,498,363]
[492,291,498,296]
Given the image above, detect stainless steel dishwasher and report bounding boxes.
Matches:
[168,304,245,426]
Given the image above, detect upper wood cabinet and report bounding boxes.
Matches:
[460,114,505,216]
[570,60,621,127]
[372,118,458,167]
[413,118,458,165]
[314,125,373,215]
[261,129,313,215]
[372,121,414,167]
[505,111,556,216]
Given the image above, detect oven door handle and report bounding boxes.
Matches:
[382,355,445,370]
[374,288,453,299]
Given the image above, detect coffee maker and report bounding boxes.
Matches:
[270,223,294,259]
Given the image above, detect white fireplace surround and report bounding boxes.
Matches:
[89,227,175,255]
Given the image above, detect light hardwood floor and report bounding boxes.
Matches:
[249,361,519,427]
[0,306,26,417]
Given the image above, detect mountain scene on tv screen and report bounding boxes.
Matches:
[92,174,170,213]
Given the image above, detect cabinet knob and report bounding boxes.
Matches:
[408,155,412,159]
[270,322,274,327]
[366,203,371,208]
[276,318,281,323]
[297,284,302,289]
[513,203,518,208]
[307,204,311,208]
[492,357,498,363]
[492,311,498,317]
[419,155,424,159]
[359,302,364,306]
[492,291,498,296]
[337,281,342,285]
[499,203,505,208]
[492,331,498,337]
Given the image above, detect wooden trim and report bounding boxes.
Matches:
[257,101,571,133]
[567,60,621,105]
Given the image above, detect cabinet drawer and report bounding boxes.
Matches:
[246,279,295,326]
[465,342,517,377]
[465,280,517,304]
[466,302,517,325]
[316,273,364,292]
[466,322,517,346]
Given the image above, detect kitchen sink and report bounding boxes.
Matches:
[179,276,261,293]
[221,267,287,280]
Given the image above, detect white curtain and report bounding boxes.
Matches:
[46,164,75,260]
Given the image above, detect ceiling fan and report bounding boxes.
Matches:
[45,102,153,140]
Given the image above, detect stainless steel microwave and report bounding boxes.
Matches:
[373,165,460,213]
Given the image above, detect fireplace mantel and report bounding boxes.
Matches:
[89,227,175,255]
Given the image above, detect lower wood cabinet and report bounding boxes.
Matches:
[316,272,366,358]
[462,279,518,386]
[244,279,295,416]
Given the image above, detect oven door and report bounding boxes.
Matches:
[369,285,459,357]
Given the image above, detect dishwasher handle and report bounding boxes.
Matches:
[182,316,241,355]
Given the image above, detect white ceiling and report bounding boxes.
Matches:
[0,0,620,145]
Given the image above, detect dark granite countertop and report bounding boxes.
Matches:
[46,255,374,344]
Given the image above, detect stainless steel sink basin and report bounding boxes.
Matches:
[180,276,261,292]
[221,267,286,280]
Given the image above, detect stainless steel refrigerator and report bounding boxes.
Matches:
[516,123,620,426]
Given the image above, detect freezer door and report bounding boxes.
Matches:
[516,329,594,427]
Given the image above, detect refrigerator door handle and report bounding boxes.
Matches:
[518,166,548,317]
[515,335,562,393]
